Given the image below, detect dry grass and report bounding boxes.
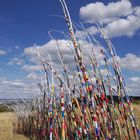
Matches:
[0,112,29,140]
[0,103,140,140]
[133,103,140,128]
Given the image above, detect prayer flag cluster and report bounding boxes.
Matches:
[12,0,140,140]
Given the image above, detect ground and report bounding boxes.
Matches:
[0,112,29,140]
[0,103,140,140]
[133,103,140,128]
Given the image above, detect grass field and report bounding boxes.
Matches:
[0,112,29,140]
[0,103,140,140]
[133,103,140,128]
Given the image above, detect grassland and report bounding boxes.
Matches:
[0,112,29,140]
[133,103,140,128]
[0,103,140,140]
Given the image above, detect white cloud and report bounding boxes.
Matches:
[128,76,140,96]
[79,0,140,38]
[104,15,140,37]
[0,50,6,56]
[80,0,132,24]
[0,79,37,99]
[108,53,140,71]
[119,53,140,71]
[23,39,76,72]
[24,39,74,65]
[21,64,43,72]
[75,26,99,39]
[27,73,35,79]
[134,6,140,17]
[23,39,105,73]
[129,77,140,82]
[8,57,24,65]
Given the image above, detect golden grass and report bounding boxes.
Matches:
[0,112,29,140]
[0,103,140,140]
[133,104,140,128]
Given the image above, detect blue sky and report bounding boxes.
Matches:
[0,0,140,98]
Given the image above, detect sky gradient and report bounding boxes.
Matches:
[0,0,140,98]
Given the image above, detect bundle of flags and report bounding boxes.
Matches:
[11,0,140,140]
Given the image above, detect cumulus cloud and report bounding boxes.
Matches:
[24,39,74,65]
[23,39,104,72]
[108,53,140,71]
[104,15,140,37]
[79,0,140,38]
[8,57,24,65]
[0,50,7,56]
[80,0,132,24]
[119,53,140,71]
[75,26,99,38]
[127,76,140,96]
[23,39,75,72]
